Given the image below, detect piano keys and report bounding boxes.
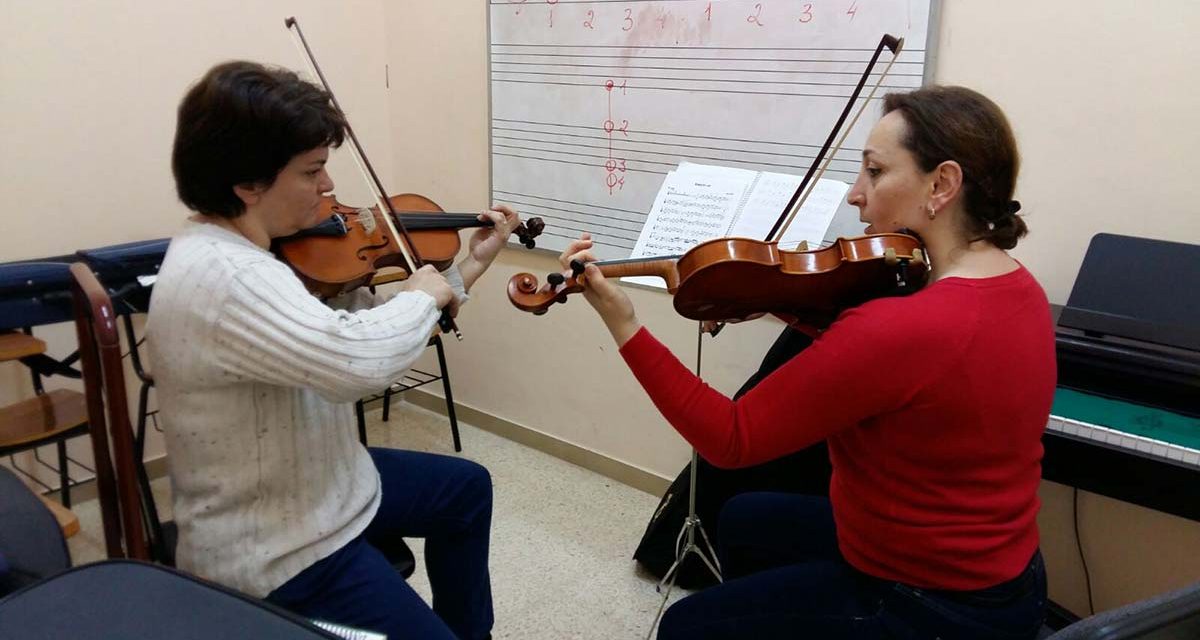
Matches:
[1042,233,1200,522]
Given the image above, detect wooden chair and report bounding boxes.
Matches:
[0,261,90,509]
[68,262,150,561]
[74,240,169,561]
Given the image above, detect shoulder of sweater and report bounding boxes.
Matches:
[168,224,293,280]
[826,283,982,360]
[851,282,981,332]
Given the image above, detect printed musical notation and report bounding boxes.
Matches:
[624,161,844,288]
[489,0,934,259]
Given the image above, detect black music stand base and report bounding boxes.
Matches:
[645,451,722,639]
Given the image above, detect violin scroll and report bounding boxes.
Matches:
[507,272,586,315]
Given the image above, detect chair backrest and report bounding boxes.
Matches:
[68,262,148,561]
[1049,581,1200,639]
[0,261,74,331]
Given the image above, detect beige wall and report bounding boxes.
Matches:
[0,0,394,482]
[384,0,1200,618]
[2,0,1197,619]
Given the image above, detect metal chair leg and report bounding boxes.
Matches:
[355,400,368,446]
[433,336,461,452]
[56,440,71,508]
[135,379,167,562]
[382,387,393,422]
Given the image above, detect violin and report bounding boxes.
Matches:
[508,233,927,328]
[276,193,545,299]
[506,34,915,327]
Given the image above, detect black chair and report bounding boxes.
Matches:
[0,465,70,598]
[1047,582,1200,639]
[0,560,344,639]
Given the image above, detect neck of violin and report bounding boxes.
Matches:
[391,213,486,230]
[595,256,680,291]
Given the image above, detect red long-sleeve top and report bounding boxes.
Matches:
[620,266,1056,590]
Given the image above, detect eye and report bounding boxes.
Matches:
[866,167,881,178]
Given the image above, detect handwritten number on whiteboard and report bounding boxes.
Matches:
[704,2,712,21]
[619,119,629,136]
[623,8,634,31]
[747,4,765,27]
[799,3,814,23]
[846,1,858,21]
[583,10,594,29]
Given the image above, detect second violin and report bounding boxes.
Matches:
[276,192,544,298]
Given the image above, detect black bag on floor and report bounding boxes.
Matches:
[632,327,833,589]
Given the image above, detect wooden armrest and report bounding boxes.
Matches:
[36,493,80,538]
[0,332,46,361]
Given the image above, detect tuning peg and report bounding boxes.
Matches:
[569,260,586,277]
[547,272,565,287]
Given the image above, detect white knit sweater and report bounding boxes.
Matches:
[146,222,462,597]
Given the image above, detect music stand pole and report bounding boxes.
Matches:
[646,323,723,639]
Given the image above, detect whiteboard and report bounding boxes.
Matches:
[489,0,939,260]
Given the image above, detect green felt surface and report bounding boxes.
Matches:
[1052,388,1200,450]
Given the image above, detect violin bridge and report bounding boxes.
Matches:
[356,208,376,234]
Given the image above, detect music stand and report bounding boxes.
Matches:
[646,323,723,639]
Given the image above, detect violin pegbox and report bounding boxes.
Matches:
[515,217,546,249]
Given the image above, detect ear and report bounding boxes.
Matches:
[232,182,266,208]
[928,160,964,214]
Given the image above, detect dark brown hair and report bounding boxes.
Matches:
[882,86,1026,249]
[171,61,346,218]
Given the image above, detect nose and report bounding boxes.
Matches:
[319,170,335,194]
[846,181,865,208]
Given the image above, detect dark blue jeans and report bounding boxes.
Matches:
[659,493,1046,640]
[266,448,493,640]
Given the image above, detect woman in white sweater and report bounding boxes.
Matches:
[148,60,518,640]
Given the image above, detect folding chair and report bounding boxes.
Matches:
[0,261,89,508]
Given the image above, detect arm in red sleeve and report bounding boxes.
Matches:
[618,299,970,468]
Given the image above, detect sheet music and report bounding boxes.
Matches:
[731,176,850,250]
[623,169,746,287]
[626,162,846,288]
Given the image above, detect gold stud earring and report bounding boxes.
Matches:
[926,204,937,220]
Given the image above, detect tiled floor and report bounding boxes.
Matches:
[65,400,693,639]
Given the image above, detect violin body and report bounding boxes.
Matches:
[672,233,928,323]
[277,193,544,298]
[275,193,445,298]
[507,233,927,326]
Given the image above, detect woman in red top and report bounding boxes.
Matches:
[562,86,1054,639]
